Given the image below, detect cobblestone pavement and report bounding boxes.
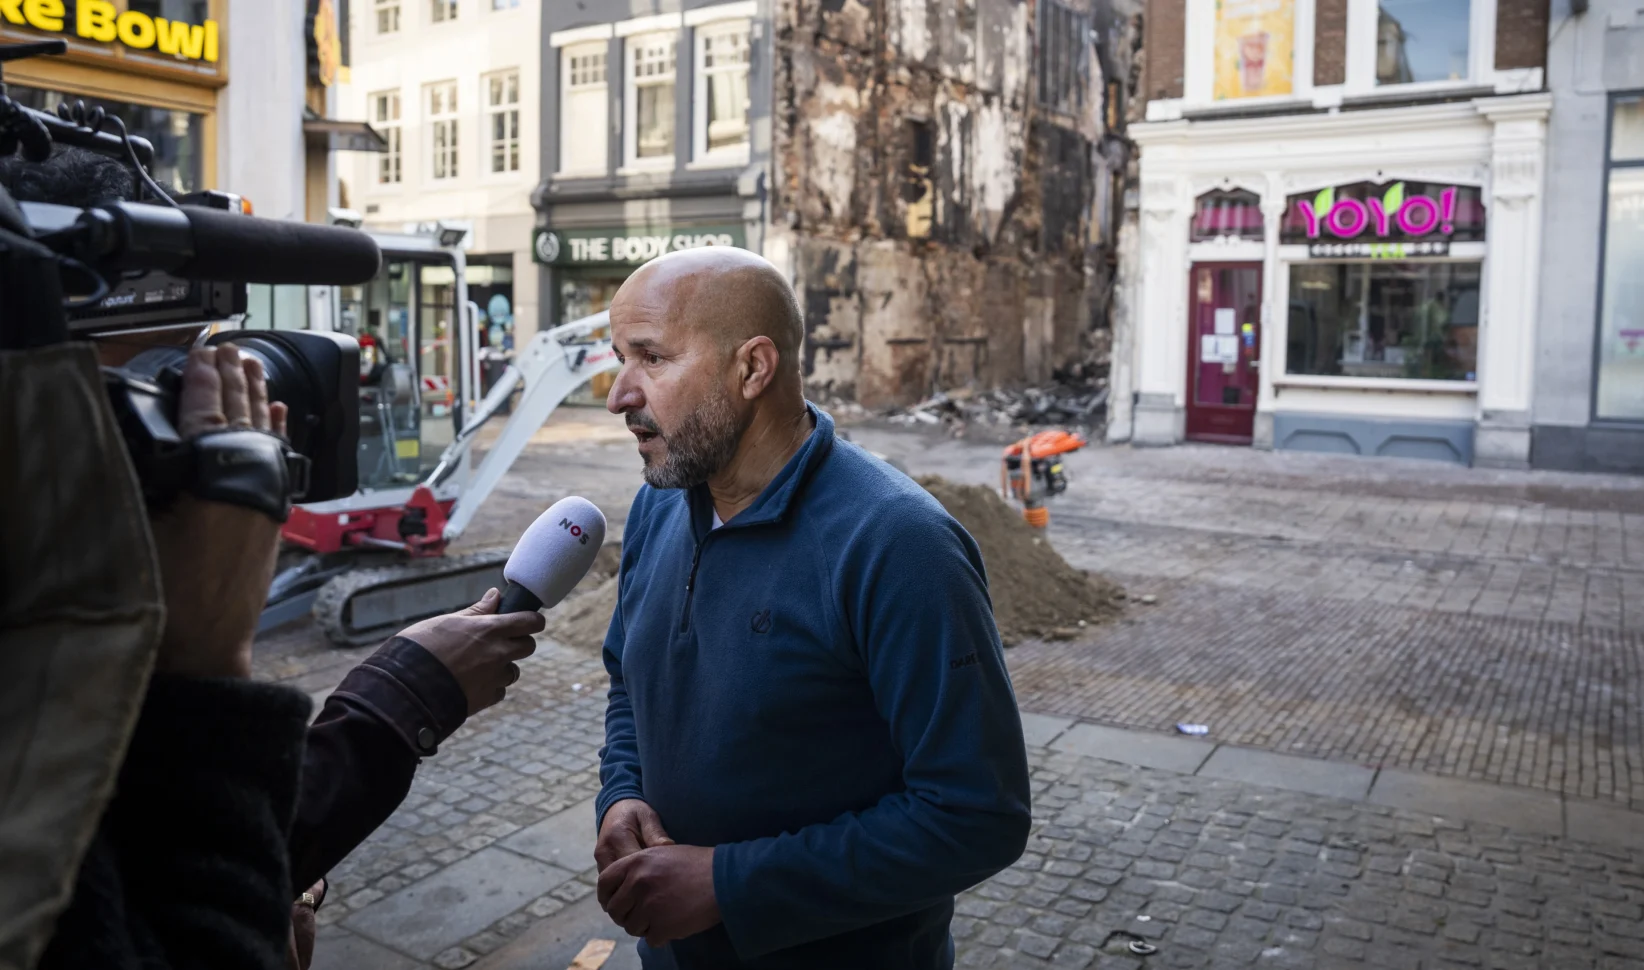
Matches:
[848,426,1644,806]
[253,408,1644,968]
[957,745,1644,970]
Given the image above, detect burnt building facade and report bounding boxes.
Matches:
[534,0,1142,407]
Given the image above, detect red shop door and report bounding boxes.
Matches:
[1185,262,1262,444]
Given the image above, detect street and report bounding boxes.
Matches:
[255,405,1644,970]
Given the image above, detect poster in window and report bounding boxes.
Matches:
[1214,0,1294,100]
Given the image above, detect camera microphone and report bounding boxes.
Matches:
[498,496,608,614]
[26,199,383,285]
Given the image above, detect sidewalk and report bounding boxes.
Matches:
[260,415,1644,969]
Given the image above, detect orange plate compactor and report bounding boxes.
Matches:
[1001,430,1086,528]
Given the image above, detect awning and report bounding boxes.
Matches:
[303,117,388,153]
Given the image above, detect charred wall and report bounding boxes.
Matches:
[773,0,1143,407]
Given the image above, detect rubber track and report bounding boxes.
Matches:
[312,549,511,647]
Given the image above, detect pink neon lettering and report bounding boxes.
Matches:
[1327,199,1369,238]
[1298,201,1323,237]
[1398,196,1440,235]
[1367,197,1394,236]
[1440,186,1456,234]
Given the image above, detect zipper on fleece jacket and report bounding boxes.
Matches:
[679,540,705,634]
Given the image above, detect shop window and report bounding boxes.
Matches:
[1212,0,1294,100]
[1286,261,1481,382]
[486,70,520,174]
[625,33,677,169]
[1037,0,1089,113]
[431,0,457,23]
[560,43,609,176]
[244,285,311,331]
[375,0,400,33]
[427,81,459,180]
[694,20,750,163]
[128,0,210,21]
[1595,94,1644,421]
[1191,189,1265,242]
[7,86,202,194]
[372,90,402,185]
[1377,0,1470,85]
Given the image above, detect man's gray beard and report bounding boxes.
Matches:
[641,391,743,489]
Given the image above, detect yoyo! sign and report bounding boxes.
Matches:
[1282,180,1485,257]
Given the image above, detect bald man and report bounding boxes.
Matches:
[591,247,1031,969]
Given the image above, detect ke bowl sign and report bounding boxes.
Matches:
[534,225,747,266]
[1281,180,1486,259]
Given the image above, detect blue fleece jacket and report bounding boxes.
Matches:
[597,404,1032,970]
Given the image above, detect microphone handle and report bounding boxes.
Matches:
[497,580,544,615]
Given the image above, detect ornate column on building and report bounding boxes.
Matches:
[1131,168,1190,445]
[1473,92,1553,469]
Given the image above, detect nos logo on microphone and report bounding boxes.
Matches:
[559,518,590,544]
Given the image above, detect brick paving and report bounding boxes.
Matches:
[847,427,1644,806]
[959,745,1644,970]
[253,410,1644,968]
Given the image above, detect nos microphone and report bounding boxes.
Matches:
[498,496,608,614]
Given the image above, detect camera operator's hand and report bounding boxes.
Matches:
[399,588,547,714]
[150,345,289,680]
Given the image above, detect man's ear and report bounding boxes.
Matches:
[737,336,780,400]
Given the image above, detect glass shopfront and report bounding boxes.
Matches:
[8,86,205,193]
[1596,94,1644,422]
[1287,261,1481,382]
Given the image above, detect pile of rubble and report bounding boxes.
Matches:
[886,381,1109,431]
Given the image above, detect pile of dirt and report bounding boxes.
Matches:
[915,476,1124,645]
[542,480,1125,652]
[541,543,622,654]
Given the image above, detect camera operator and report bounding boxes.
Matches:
[29,344,314,970]
[3,147,549,967]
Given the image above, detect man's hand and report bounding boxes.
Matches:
[595,798,674,872]
[285,879,325,970]
[596,844,720,947]
[151,345,289,680]
[399,588,546,714]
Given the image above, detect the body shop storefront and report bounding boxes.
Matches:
[1125,93,1551,467]
[0,1,225,193]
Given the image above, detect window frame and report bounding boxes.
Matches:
[622,31,679,173]
[430,0,457,24]
[1036,0,1090,116]
[558,40,610,178]
[691,17,752,167]
[484,69,522,176]
[1181,0,1317,109]
[1591,89,1644,425]
[375,0,400,34]
[426,80,460,182]
[372,89,403,187]
[1344,0,1496,97]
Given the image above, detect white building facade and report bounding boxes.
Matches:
[1115,0,1552,467]
[340,0,542,347]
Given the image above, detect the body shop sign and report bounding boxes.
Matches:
[1282,180,1485,258]
[533,225,747,266]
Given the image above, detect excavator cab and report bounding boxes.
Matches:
[335,239,474,492]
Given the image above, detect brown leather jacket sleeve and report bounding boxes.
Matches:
[289,636,467,893]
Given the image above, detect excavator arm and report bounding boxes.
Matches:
[430,311,619,545]
[290,312,620,646]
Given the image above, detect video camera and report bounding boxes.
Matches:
[0,40,380,517]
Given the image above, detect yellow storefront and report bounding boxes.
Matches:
[0,1,227,193]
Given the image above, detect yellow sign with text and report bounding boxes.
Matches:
[1213,0,1292,100]
[0,0,219,63]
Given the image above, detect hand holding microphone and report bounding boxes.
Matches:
[399,496,606,714]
